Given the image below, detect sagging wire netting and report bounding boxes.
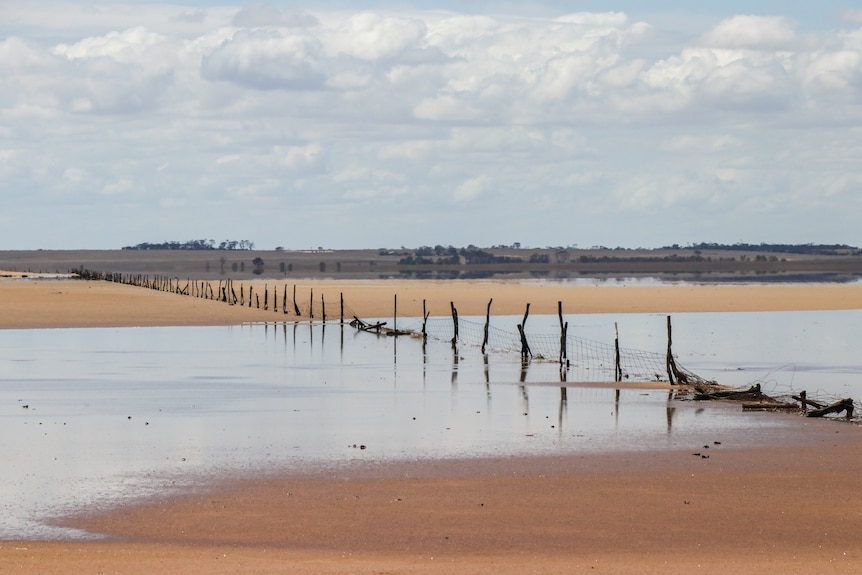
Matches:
[394,315,714,385]
[298,296,857,417]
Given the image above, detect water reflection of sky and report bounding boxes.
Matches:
[1,309,860,539]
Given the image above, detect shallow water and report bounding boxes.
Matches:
[0,309,860,539]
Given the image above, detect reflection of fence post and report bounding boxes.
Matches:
[450,302,459,347]
[560,357,568,402]
[614,322,622,382]
[482,298,492,354]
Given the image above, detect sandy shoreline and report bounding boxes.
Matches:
[2,276,862,329]
[2,277,862,573]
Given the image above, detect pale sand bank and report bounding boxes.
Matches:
[2,277,862,574]
[1,277,861,329]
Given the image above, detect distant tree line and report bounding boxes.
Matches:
[122,239,255,251]
[398,245,523,266]
[578,254,711,264]
[667,243,860,256]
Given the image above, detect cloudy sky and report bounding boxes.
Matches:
[2,1,861,250]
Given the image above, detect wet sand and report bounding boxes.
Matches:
[2,276,862,573]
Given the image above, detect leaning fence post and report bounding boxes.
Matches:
[666,315,676,385]
[614,322,622,382]
[518,303,532,360]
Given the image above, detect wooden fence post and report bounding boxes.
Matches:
[482,298,492,354]
[450,302,459,347]
[666,315,675,385]
[518,303,532,360]
[558,301,567,366]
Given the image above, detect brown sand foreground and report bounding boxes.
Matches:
[2,277,862,574]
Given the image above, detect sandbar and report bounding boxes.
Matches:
[2,276,862,328]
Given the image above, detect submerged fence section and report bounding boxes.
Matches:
[403,315,709,385]
[76,268,856,419]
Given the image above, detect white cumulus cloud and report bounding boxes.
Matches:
[1,2,861,249]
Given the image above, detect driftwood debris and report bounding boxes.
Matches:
[350,316,387,334]
[695,384,764,401]
[696,383,801,411]
[742,401,800,412]
[349,316,408,337]
[698,384,855,420]
[806,398,854,419]
[792,390,825,413]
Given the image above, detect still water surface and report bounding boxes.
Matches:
[1,310,860,538]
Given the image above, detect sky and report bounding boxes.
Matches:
[1,1,861,250]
